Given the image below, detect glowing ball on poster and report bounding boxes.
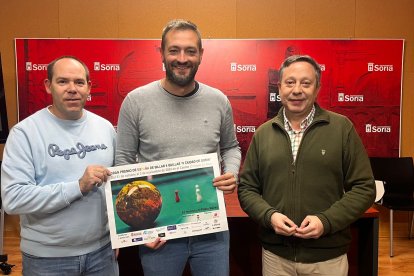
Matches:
[115,180,162,229]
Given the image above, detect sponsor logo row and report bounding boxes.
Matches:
[117,220,224,245]
[25,62,393,72]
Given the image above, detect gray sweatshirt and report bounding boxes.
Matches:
[115,80,241,177]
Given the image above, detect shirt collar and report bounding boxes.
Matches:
[283,105,316,131]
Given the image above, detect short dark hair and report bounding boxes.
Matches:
[161,19,202,51]
[278,55,322,89]
[47,55,90,82]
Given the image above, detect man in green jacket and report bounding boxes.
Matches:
[238,55,376,276]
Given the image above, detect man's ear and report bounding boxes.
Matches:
[159,47,165,62]
[87,80,92,95]
[44,79,52,95]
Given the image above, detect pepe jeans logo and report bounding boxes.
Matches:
[48,142,108,160]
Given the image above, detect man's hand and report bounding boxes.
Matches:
[79,165,111,195]
[270,212,298,236]
[213,172,237,194]
[144,237,166,250]
[294,215,324,239]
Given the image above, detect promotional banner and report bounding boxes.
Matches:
[15,38,404,158]
[105,153,228,248]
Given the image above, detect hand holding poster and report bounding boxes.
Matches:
[104,153,228,249]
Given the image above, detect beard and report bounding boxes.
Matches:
[165,60,199,87]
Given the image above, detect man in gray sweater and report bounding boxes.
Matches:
[115,19,241,276]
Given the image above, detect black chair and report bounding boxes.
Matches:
[369,157,414,257]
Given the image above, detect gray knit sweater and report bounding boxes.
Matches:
[115,80,241,177]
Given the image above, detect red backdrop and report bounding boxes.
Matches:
[15,39,404,158]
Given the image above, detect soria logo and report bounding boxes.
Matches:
[234,124,256,133]
[338,92,364,102]
[368,62,393,72]
[230,62,257,72]
[269,93,281,102]
[25,62,47,71]
[93,62,120,71]
[365,124,391,133]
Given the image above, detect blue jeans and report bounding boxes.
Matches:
[139,231,230,276]
[22,243,119,276]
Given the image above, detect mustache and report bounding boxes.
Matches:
[171,60,191,67]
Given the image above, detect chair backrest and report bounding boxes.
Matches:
[369,157,414,197]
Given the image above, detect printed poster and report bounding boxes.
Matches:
[104,153,228,249]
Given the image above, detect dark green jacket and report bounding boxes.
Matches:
[238,105,376,263]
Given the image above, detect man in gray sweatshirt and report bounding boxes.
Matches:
[115,19,241,276]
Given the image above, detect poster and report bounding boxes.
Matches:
[104,153,228,249]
